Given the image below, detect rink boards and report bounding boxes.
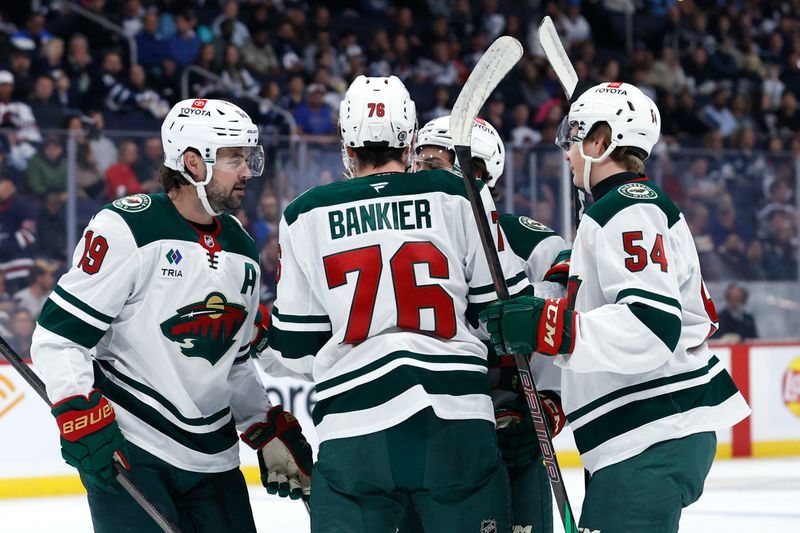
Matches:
[1,341,799,498]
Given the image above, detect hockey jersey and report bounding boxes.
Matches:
[32,193,269,473]
[559,173,750,473]
[490,214,567,399]
[261,169,530,443]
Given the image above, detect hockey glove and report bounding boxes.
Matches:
[481,296,576,356]
[495,391,566,468]
[250,304,270,355]
[51,389,130,485]
[543,249,571,286]
[241,405,312,500]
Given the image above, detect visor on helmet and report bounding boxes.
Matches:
[214,145,265,177]
[555,116,585,152]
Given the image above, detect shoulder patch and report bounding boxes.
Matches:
[112,194,151,212]
[618,183,658,200]
[518,216,553,232]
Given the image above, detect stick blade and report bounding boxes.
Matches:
[450,35,523,147]
[539,16,578,99]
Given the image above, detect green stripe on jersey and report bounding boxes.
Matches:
[568,356,721,421]
[616,288,681,311]
[628,302,681,352]
[98,361,230,426]
[585,179,681,229]
[106,193,258,260]
[466,284,534,328]
[315,350,487,394]
[283,169,484,225]
[312,365,491,426]
[572,369,739,453]
[267,325,332,359]
[468,271,528,296]
[96,364,238,455]
[499,214,558,261]
[53,285,114,324]
[38,298,106,348]
[272,307,330,324]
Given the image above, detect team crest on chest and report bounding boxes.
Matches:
[160,292,247,365]
[618,183,657,200]
[112,194,151,212]
[518,216,551,232]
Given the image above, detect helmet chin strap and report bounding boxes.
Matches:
[577,141,618,195]
[181,162,222,217]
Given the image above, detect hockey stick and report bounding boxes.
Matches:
[0,336,182,533]
[539,16,586,229]
[450,36,579,533]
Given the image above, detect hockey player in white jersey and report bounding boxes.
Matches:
[483,82,751,532]
[31,99,312,532]
[396,114,567,533]
[260,75,529,532]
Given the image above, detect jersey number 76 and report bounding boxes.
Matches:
[323,242,456,343]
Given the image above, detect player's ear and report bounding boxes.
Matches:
[182,150,204,181]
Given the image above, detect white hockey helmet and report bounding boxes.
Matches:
[339,76,416,176]
[414,115,505,187]
[161,98,264,215]
[555,82,660,191]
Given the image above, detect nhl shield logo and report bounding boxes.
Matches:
[204,234,215,247]
[619,182,657,200]
[480,519,497,533]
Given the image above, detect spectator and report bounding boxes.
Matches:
[104,140,143,200]
[133,137,163,187]
[709,196,753,278]
[702,88,738,138]
[761,207,799,281]
[6,308,35,360]
[14,261,56,319]
[26,136,67,195]
[242,29,279,77]
[212,0,250,48]
[278,74,306,113]
[167,11,202,67]
[86,110,118,174]
[75,141,105,199]
[136,11,166,69]
[0,70,41,144]
[259,233,280,304]
[716,283,759,341]
[423,85,452,123]
[29,75,65,130]
[63,34,93,107]
[9,44,35,103]
[219,45,260,98]
[13,11,53,53]
[35,190,67,262]
[38,37,66,76]
[251,192,279,249]
[293,84,336,137]
[0,177,35,290]
[648,46,689,95]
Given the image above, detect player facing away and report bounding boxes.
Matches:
[482,82,751,532]
[259,75,528,533]
[400,115,568,533]
[31,99,312,532]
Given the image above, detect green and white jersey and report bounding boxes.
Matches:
[260,169,530,443]
[491,214,567,398]
[32,193,268,473]
[560,174,750,474]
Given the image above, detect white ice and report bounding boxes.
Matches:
[1,457,798,532]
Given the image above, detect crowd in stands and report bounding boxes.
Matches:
[0,0,798,354]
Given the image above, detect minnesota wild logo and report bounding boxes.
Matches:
[160,292,247,365]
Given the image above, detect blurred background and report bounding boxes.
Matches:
[0,0,796,353]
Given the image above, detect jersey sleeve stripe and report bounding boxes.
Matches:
[626,303,682,352]
[98,361,231,426]
[37,298,107,348]
[314,350,487,397]
[568,356,721,422]
[48,292,112,332]
[468,271,527,297]
[267,324,331,359]
[234,352,251,364]
[312,366,490,426]
[615,288,681,312]
[571,368,740,454]
[271,313,333,332]
[272,307,331,325]
[52,285,115,324]
[465,284,534,328]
